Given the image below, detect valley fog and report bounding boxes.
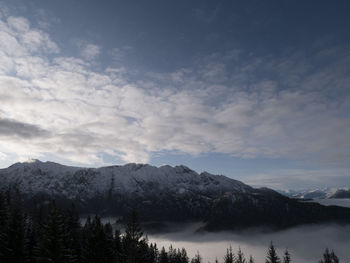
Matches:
[81,200,350,262]
[147,223,350,263]
[93,216,350,263]
[312,198,350,208]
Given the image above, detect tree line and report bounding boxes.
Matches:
[0,188,341,263]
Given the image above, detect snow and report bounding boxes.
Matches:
[0,160,253,200]
[278,188,349,199]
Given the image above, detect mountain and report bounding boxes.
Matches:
[330,189,350,199]
[278,188,332,199]
[1,159,350,231]
[279,188,350,200]
[0,159,252,200]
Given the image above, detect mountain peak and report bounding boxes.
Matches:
[22,158,42,164]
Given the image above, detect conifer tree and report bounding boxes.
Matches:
[191,251,202,263]
[248,255,254,263]
[179,248,189,263]
[113,228,123,262]
[0,190,9,262]
[283,249,291,263]
[224,246,235,263]
[124,210,143,242]
[175,248,183,263]
[319,248,339,263]
[24,218,39,263]
[122,210,145,263]
[236,247,246,263]
[65,205,81,263]
[81,216,115,263]
[136,237,151,263]
[167,245,189,263]
[159,247,169,263]
[0,188,26,263]
[0,191,7,231]
[265,242,280,263]
[37,204,72,263]
[330,250,339,263]
[148,243,159,263]
[104,222,118,262]
[168,245,176,263]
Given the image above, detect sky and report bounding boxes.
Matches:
[0,0,349,189]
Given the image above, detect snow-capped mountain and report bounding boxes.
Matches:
[278,188,350,199]
[1,160,350,231]
[330,189,350,199]
[0,159,252,200]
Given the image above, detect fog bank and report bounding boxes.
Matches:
[312,198,350,208]
[148,224,350,263]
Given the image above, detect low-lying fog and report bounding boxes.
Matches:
[148,223,350,263]
[147,199,350,263]
[82,199,350,263]
[311,198,350,208]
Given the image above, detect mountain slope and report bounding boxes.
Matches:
[330,189,350,199]
[1,160,350,231]
[0,159,252,199]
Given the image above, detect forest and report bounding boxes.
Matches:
[0,188,340,263]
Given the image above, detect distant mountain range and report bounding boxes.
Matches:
[278,188,350,199]
[1,159,350,231]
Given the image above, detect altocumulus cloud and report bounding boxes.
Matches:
[0,13,350,167]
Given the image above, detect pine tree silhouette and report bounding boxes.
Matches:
[283,249,291,263]
[159,247,169,263]
[0,188,25,263]
[24,218,39,263]
[81,216,115,263]
[123,210,145,263]
[236,247,246,263]
[319,248,339,263]
[191,251,202,263]
[265,242,280,263]
[224,246,235,263]
[180,248,189,263]
[38,203,73,263]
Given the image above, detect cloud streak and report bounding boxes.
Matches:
[0,118,50,139]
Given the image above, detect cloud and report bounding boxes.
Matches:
[0,152,7,161]
[78,41,101,60]
[0,13,349,172]
[109,46,133,63]
[7,16,30,32]
[0,118,50,139]
[243,168,350,190]
[0,15,59,57]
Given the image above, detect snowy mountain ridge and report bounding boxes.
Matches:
[278,187,350,199]
[0,159,253,200]
[2,160,350,230]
